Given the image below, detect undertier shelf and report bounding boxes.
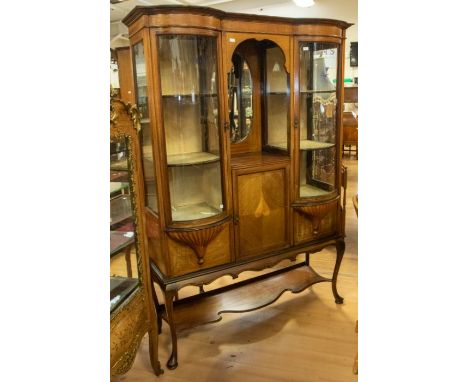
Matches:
[110,159,128,171]
[110,231,134,257]
[110,194,133,226]
[110,276,139,313]
[270,140,335,151]
[166,265,329,333]
[110,182,128,194]
[171,202,221,221]
[300,184,332,197]
[167,152,220,166]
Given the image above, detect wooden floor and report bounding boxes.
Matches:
[112,155,358,382]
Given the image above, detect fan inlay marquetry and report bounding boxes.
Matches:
[167,224,226,265]
[295,201,337,235]
[254,192,271,218]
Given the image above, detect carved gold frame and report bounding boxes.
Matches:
[110,96,163,376]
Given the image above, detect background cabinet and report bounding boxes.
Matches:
[123,6,351,370]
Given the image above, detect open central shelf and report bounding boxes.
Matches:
[270,140,335,151]
[167,152,220,167]
[300,184,332,197]
[165,264,329,333]
[171,202,221,222]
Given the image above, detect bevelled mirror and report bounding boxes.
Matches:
[228,52,252,143]
[110,137,141,313]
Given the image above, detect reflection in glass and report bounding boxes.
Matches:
[229,53,252,143]
[133,42,158,213]
[299,42,338,197]
[158,35,224,222]
[265,46,290,150]
[110,138,139,313]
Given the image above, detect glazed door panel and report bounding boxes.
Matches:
[234,167,289,259]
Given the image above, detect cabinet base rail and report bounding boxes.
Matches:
[150,238,345,370]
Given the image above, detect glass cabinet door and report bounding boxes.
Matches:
[110,138,140,313]
[132,42,158,213]
[265,45,289,151]
[158,35,224,222]
[299,42,339,198]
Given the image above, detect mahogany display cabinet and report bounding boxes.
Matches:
[123,5,352,370]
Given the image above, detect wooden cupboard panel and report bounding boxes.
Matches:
[145,210,167,275]
[293,203,338,245]
[168,223,231,277]
[236,169,288,259]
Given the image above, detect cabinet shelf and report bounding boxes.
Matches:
[110,159,128,171]
[110,194,132,226]
[269,140,335,151]
[166,264,328,333]
[162,93,217,98]
[300,89,336,94]
[110,182,129,195]
[110,276,139,312]
[300,184,332,197]
[110,171,128,182]
[167,152,220,167]
[110,231,135,257]
[171,202,221,222]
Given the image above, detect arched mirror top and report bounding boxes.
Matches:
[225,34,291,74]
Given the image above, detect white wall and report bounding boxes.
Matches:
[216,0,358,83]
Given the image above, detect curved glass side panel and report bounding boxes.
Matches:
[110,138,140,313]
[299,42,338,198]
[132,42,158,213]
[158,35,224,222]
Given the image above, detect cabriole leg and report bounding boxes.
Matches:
[165,290,179,370]
[332,239,345,304]
[150,280,163,335]
[148,322,164,376]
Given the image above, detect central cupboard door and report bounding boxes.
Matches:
[234,167,290,259]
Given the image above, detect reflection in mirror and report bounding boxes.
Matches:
[110,138,140,313]
[228,53,252,143]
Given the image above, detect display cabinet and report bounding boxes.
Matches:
[123,6,351,369]
[110,96,162,377]
[343,86,358,157]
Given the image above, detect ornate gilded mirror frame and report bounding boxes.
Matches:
[110,95,163,377]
